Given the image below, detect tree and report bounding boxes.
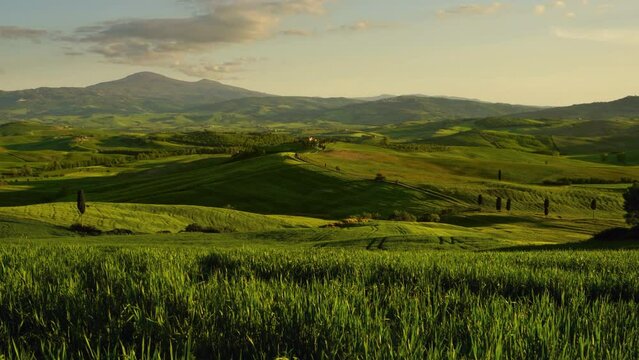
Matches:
[506,198,512,212]
[623,183,639,227]
[544,198,550,217]
[590,199,597,219]
[77,190,86,216]
[496,197,502,212]
[374,173,386,182]
[617,152,627,165]
[477,194,483,210]
[498,169,502,181]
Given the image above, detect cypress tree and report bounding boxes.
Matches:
[544,198,550,217]
[77,190,86,216]
[477,194,484,210]
[591,199,597,219]
[506,198,512,212]
[496,197,502,212]
[498,169,502,181]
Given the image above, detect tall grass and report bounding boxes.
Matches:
[0,246,638,359]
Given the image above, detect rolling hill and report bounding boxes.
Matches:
[316,96,541,124]
[0,72,270,117]
[1,73,543,125]
[514,96,639,120]
[192,95,542,125]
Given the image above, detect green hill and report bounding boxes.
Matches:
[193,96,363,122]
[317,96,541,125]
[0,72,269,117]
[514,96,639,120]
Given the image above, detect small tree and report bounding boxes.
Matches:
[77,190,86,216]
[506,198,512,212]
[544,198,550,217]
[617,152,627,165]
[498,169,502,181]
[623,183,639,227]
[590,199,597,219]
[374,173,386,182]
[496,197,502,212]
[477,194,484,210]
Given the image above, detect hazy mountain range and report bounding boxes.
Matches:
[0,72,637,125]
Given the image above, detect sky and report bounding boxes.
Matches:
[0,0,637,106]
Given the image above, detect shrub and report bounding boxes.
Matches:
[389,210,417,222]
[374,173,386,182]
[419,213,441,223]
[104,229,135,235]
[183,223,221,233]
[69,223,102,236]
[623,183,639,227]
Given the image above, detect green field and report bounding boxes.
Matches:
[1,242,639,359]
[0,113,637,358]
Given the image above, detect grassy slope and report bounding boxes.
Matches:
[0,202,329,234]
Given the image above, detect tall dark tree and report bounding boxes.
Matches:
[477,194,484,210]
[498,169,502,181]
[623,183,639,227]
[590,199,597,219]
[506,198,512,212]
[496,197,502,212]
[77,190,86,216]
[544,198,550,217]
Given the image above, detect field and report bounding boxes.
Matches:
[0,114,637,358]
[1,241,639,359]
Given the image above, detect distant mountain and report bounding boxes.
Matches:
[191,95,540,125]
[0,72,269,116]
[514,96,639,120]
[315,96,541,125]
[193,96,364,122]
[0,72,543,125]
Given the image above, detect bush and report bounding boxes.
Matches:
[183,223,221,233]
[388,210,417,222]
[419,213,441,223]
[374,173,386,182]
[69,223,102,236]
[104,228,135,235]
[593,227,639,241]
[623,183,639,227]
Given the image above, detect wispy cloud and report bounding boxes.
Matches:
[0,26,48,41]
[278,29,313,36]
[172,57,263,79]
[329,20,391,33]
[437,2,506,18]
[553,27,639,44]
[67,0,330,77]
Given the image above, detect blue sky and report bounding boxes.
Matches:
[0,0,637,105]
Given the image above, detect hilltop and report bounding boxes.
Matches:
[0,72,270,116]
[514,96,639,120]
[0,73,542,124]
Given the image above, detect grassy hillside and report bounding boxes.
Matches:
[0,72,269,117]
[317,96,541,124]
[514,96,639,120]
[0,202,327,234]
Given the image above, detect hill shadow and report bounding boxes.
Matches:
[494,227,639,252]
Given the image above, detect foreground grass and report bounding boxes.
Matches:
[0,245,638,359]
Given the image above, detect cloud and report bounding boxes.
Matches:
[172,57,263,78]
[69,0,329,76]
[534,5,546,15]
[437,2,506,18]
[329,20,391,33]
[278,29,313,36]
[0,26,48,41]
[553,27,639,44]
